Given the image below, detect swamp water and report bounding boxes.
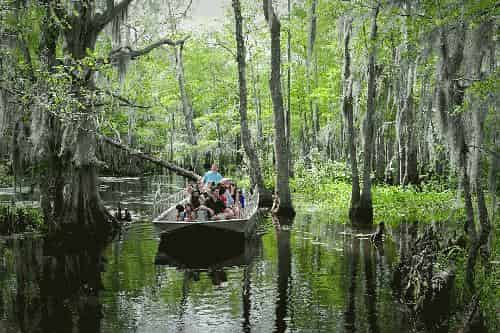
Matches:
[0,176,413,332]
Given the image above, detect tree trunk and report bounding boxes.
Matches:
[47,0,137,240]
[432,21,492,291]
[286,0,293,177]
[263,0,294,215]
[173,42,198,170]
[231,0,266,197]
[34,2,65,226]
[307,0,319,148]
[249,57,263,148]
[126,105,136,146]
[357,5,379,225]
[400,4,418,186]
[467,20,495,267]
[169,108,175,161]
[402,59,419,185]
[375,124,386,181]
[340,17,361,221]
[100,135,201,181]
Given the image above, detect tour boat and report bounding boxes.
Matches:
[152,186,259,238]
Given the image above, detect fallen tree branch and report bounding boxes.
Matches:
[99,135,201,181]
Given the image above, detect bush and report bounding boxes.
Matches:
[0,205,44,235]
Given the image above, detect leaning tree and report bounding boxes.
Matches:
[1,0,192,241]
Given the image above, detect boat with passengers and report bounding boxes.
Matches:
[152,185,259,238]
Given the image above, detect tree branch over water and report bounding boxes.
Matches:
[99,135,202,181]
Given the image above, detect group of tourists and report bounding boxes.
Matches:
[175,164,245,222]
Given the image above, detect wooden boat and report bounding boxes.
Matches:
[152,186,259,238]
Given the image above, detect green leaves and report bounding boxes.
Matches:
[291,160,461,225]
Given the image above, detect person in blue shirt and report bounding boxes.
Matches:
[202,164,223,185]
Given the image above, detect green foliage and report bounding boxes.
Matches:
[0,205,44,235]
[0,163,13,187]
[475,215,500,331]
[291,160,461,225]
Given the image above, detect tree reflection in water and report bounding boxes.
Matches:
[154,229,262,331]
[273,214,294,333]
[0,236,105,333]
[344,236,359,332]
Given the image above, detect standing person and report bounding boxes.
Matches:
[202,164,223,185]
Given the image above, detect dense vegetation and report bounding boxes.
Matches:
[0,0,498,330]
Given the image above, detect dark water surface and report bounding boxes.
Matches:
[0,176,410,332]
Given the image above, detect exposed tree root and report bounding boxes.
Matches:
[392,224,458,331]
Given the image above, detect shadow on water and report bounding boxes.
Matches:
[0,236,105,333]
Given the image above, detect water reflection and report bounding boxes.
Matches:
[0,177,430,332]
[344,236,359,332]
[242,264,252,333]
[343,228,407,333]
[155,227,257,269]
[99,175,185,220]
[0,236,105,333]
[153,230,262,332]
[273,215,293,333]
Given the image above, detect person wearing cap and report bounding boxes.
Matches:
[202,164,223,185]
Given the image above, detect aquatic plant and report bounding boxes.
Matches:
[291,160,460,225]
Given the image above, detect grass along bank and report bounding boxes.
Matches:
[291,161,463,225]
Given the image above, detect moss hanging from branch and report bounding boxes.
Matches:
[99,134,201,181]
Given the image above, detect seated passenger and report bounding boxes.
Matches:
[220,179,234,208]
[238,189,245,208]
[228,182,241,217]
[198,192,216,219]
[190,189,201,209]
[212,187,235,220]
[216,185,228,207]
[175,204,185,221]
[195,198,210,221]
[184,203,195,222]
